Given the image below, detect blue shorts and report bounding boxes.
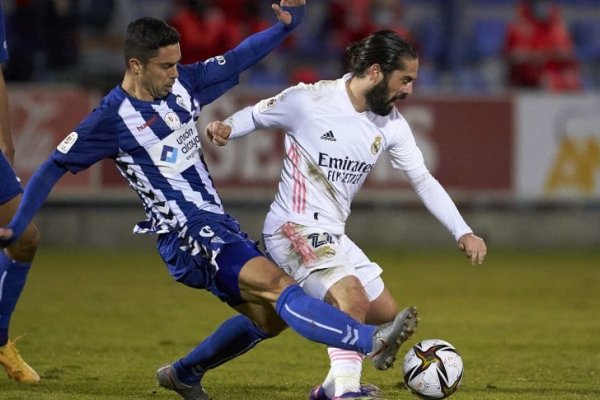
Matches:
[0,153,22,205]
[157,212,263,307]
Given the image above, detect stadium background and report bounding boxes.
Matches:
[3,0,600,250]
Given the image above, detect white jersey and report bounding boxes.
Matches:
[227,74,472,239]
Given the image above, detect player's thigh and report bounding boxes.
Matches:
[237,255,297,306]
[158,217,289,308]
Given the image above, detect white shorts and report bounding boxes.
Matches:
[263,223,384,301]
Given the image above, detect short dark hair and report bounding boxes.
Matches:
[124,17,180,67]
[345,30,418,77]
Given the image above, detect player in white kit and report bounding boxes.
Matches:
[207,30,487,399]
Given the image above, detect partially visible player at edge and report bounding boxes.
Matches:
[206,30,487,399]
[0,2,41,384]
[0,2,419,400]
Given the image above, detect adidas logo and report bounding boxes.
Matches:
[320,130,336,141]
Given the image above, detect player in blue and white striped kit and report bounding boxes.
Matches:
[0,2,417,399]
[0,2,41,383]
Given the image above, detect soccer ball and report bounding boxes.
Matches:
[402,339,464,399]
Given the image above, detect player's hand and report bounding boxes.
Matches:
[457,233,487,266]
[0,227,16,248]
[272,0,305,26]
[206,121,232,147]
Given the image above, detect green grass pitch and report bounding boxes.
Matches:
[1,246,599,399]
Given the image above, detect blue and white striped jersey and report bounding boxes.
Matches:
[0,7,306,249]
[50,59,243,235]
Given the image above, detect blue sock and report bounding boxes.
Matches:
[0,252,32,346]
[275,284,376,354]
[174,314,270,385]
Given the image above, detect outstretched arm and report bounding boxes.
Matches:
[207,84,301,144]
[0,159,67,247]
[409,171,487,265]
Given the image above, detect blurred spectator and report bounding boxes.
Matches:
[169,0,244,64]
[5,0,79,82]
[318,0,417,85]
[4,0,41,81]
[5,0,600,92]
[290,65,319,84]
[504,0,581,91]
[43,0,79,71]
[328,0,414,52]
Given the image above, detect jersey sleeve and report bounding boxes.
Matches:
[387,115,472,240]
[2,159,66,243]
[50,107,120,174]
[386,117,429,179]
[251,85,307,132]
[225,85,306,139]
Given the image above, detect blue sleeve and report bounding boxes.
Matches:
[181,4,305,105]
[51,106,120,173]
[2,159,66,245]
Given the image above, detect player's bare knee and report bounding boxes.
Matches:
[7,223,40,261]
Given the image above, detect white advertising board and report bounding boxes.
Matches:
[515,94,600,199]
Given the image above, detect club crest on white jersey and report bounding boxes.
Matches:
[371,136,382,154]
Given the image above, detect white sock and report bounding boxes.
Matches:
[322,347,363,397]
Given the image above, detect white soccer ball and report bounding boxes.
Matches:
[402,339,464,399]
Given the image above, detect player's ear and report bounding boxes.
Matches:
[368,64,383,83]
[128,58,143,75]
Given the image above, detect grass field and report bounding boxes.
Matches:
[0,246,599,399]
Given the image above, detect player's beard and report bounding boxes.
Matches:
[365,77,406,116]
